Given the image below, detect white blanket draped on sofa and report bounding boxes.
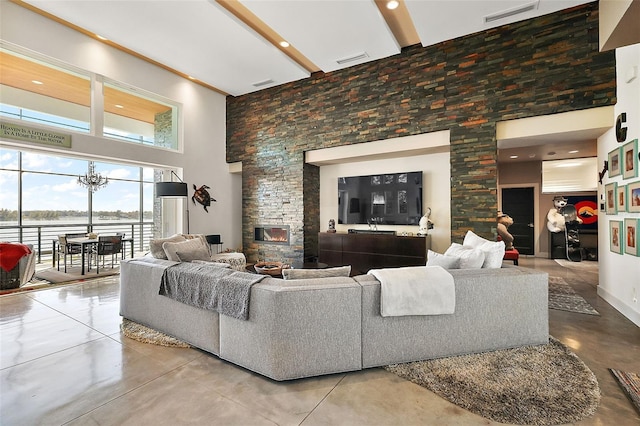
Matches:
[368,266,455,317]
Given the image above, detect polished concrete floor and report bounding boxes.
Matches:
[1,258,639,425]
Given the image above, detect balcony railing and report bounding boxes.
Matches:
[0,221,155,264]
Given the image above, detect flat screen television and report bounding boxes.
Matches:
[338,171,423,225]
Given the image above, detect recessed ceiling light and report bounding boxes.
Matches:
[510,155,519,159]
[115,104,124,109]
[279,41,290,48]
[32,80,43,85]
[528,154,536,158]
[568,150,579,154]
[386,0,399,10]
[547,151,556,156]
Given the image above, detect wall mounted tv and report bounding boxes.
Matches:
[338,171,423,226]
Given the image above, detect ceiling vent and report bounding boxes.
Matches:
[336,52,369,65]
[252,79,274,88]
[484,1,538,23]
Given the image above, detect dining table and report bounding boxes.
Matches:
[51,236,134,275]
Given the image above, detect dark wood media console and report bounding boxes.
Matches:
[318,232,431,275]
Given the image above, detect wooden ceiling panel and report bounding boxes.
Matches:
[0,50,171,124]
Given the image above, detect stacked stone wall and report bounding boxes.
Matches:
[227,3,615,263]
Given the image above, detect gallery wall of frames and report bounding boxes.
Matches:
[605,123,639,256]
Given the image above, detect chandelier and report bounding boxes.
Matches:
[78,162,109,192]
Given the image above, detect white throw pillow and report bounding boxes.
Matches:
[444,243,485,269]
[149,234,186,259]
[462,230,506,269]
[163,238,209,262]
[426,250,460,269]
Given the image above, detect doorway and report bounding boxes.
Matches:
[500,186,537,256]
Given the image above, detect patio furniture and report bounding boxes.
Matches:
[94,235,123,273]
[57,234,85,273]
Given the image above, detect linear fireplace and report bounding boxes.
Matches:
[254,225,290,245]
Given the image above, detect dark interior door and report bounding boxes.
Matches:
[501,187,535,255]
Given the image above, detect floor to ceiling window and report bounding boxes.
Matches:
[0,148,157,255]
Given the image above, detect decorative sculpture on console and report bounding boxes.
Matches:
[418,207,434,236]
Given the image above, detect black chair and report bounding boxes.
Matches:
[57,234,84,272]
[94,235,122,273]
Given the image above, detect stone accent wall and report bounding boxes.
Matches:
[154,109,174,149]
[227,3,616,263]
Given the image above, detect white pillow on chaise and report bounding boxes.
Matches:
[462,230,505,269]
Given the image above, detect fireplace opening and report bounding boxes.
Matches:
[254,225,290,245]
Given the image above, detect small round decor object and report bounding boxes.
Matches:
[253,261,290,276]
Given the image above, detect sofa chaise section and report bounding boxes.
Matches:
[120,258,221,355]
[354,267,549,368]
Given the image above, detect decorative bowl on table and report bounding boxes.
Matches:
[253,261,290,276]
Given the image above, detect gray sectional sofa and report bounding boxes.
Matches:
[120,257,549,381]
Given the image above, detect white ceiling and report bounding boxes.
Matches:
[23,0,595,97]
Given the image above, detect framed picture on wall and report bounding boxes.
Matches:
[610,220,623,254]
[624,218,639,256]
[622,139,638,179]
[608,147,622,177]
[629,181,640,213]
[605,182,617,214]
[616,184,627,212]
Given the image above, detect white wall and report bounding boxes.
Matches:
[0,2,242,249]
[597,43,640,326]
[320,152,452,254]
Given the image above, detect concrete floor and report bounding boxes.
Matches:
[1,258,638,425]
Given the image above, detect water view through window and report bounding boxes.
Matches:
[0,148,156,252]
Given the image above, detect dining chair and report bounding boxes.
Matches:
[94,235,123,273]
[57,235,83,273]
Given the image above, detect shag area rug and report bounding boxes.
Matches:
[548,276,599,315]
[610,369,640,415]
[121,318,190,348]
[385,337,600,425]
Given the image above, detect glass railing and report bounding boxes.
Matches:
[0,221,155,264]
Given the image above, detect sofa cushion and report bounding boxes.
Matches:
[462,230,505,269]
[426,249,460,269]
[149,234,186,259]
[444,243,485,269]
[282,265,351,280]
[162,238,209,262]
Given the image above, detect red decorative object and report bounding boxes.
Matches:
[0,243,32,272]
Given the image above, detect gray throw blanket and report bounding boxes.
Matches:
[159,263,266,320]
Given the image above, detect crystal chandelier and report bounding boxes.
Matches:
[78,162,109,192]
